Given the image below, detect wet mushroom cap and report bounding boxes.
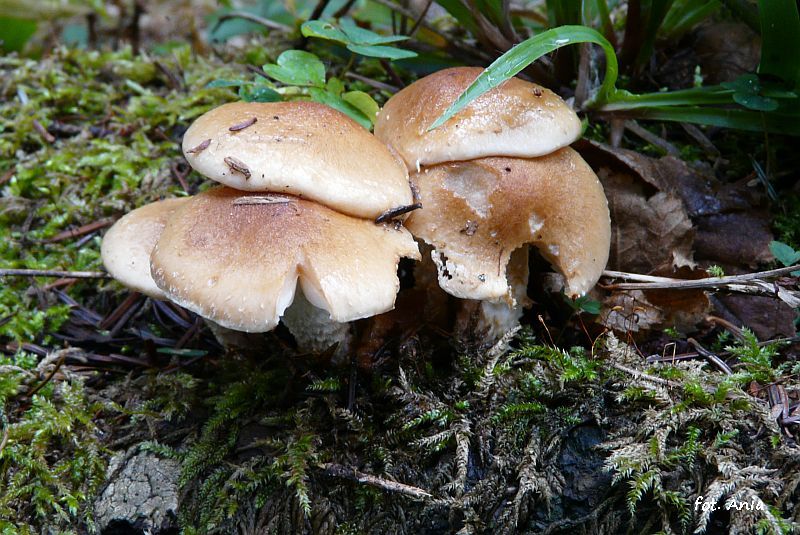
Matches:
[374,66,582,171]
[182,101,413,219]
[101,197,189,299]
[405,147,610,300]
[150,187,421,332]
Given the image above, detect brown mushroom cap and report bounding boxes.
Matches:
[101,197,189,299]
[374,67,582,171]
[405,148,610,300]
[150,187,420,332]
[182,101,413,219]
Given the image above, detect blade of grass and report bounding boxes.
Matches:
[659,0,720,40]
[615,106,800,135]
[758,0,800,89]
[633,0,675,72]
[428,25,619,130]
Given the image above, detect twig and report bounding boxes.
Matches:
[608,362,682,388]
[333,0,358,18]
[705,315,746,342]
[319,462,433,499]
[43,218,115,243]
[0,269,109,279]
[0,406,8,457]
[408,0,434,36]
[601,265,800,290]
[309,0,330,21]
[0,168,15,186]
[32,119,56,144]
[26,352,67,399]
[213,12,293,34]
[687,338,733,375]
[624,120,680,156]
[368,0,490,61]
[345,72,398,93]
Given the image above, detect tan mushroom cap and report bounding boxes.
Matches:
[182,101,413,219]
[374,67,582,171]
[101,197,189,299]
[150,187,420,332]
[405,147,610,300]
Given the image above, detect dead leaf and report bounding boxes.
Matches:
[693,22,761,85]
[694,212,774,267]
[600,290,664,333]
[714,294,797,340]
[597,167,695,273]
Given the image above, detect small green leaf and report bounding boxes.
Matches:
[0,16,37,53]
[722,73,761,94]
[769,240,800,266]
[301,20,349,43]
[302,19,416,60]
[326,76,346,96]
[308,88,372,129]
[239,84,282,103]
[732,92,778,111]
[346,43,417,60]
[566,294,602,315]
[262,50,326,88]
[339,18,408,45]
[206,79,249,88]
[342,91,380,121]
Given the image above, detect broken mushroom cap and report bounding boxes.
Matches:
[374,66,582,171]
[101,197,189,299]
[405,148,610,300]
[150,187,421,333]
[182,101,413,220]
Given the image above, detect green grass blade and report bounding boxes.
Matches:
[633,0,675,71]
[428,25,618,130]
[600,86,735,110]
[659,0,720,39]
[434,0,480,36]
[620,106,800,135]
[758,0,800,89]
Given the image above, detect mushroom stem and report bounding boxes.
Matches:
[456,246,531,345]
[203,319,267,351]
[280,290,353,359]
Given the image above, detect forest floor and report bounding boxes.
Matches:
[0,2,799,534]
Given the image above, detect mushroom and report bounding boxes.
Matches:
[101,197,265,349]
[407,152,610,300]
[101,197,189,299]
[374,66,582,171]
[150,187,420,353]
[183,101,413,219]
[374,67,610,341]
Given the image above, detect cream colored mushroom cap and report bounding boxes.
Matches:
[374,67,582,170]
[405,148,610,300]
[150,187,420,333]
[182,101,413,219]
[101,197,189,299]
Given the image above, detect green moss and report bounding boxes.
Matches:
[0,376,108,532]
[0,46,245,344]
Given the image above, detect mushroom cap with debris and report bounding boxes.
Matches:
[406,149,610,300]
[374,66,582,171]
[182,101,413,220]
[101,197,189,299]
[150,187,421,333]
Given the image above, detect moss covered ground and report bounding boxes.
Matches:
[0,38,799,535]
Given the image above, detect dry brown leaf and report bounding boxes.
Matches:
[598,167,695,273]
[694,212,774,267]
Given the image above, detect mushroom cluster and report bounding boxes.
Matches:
[102,101,420,354]
[374,67,611,340]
